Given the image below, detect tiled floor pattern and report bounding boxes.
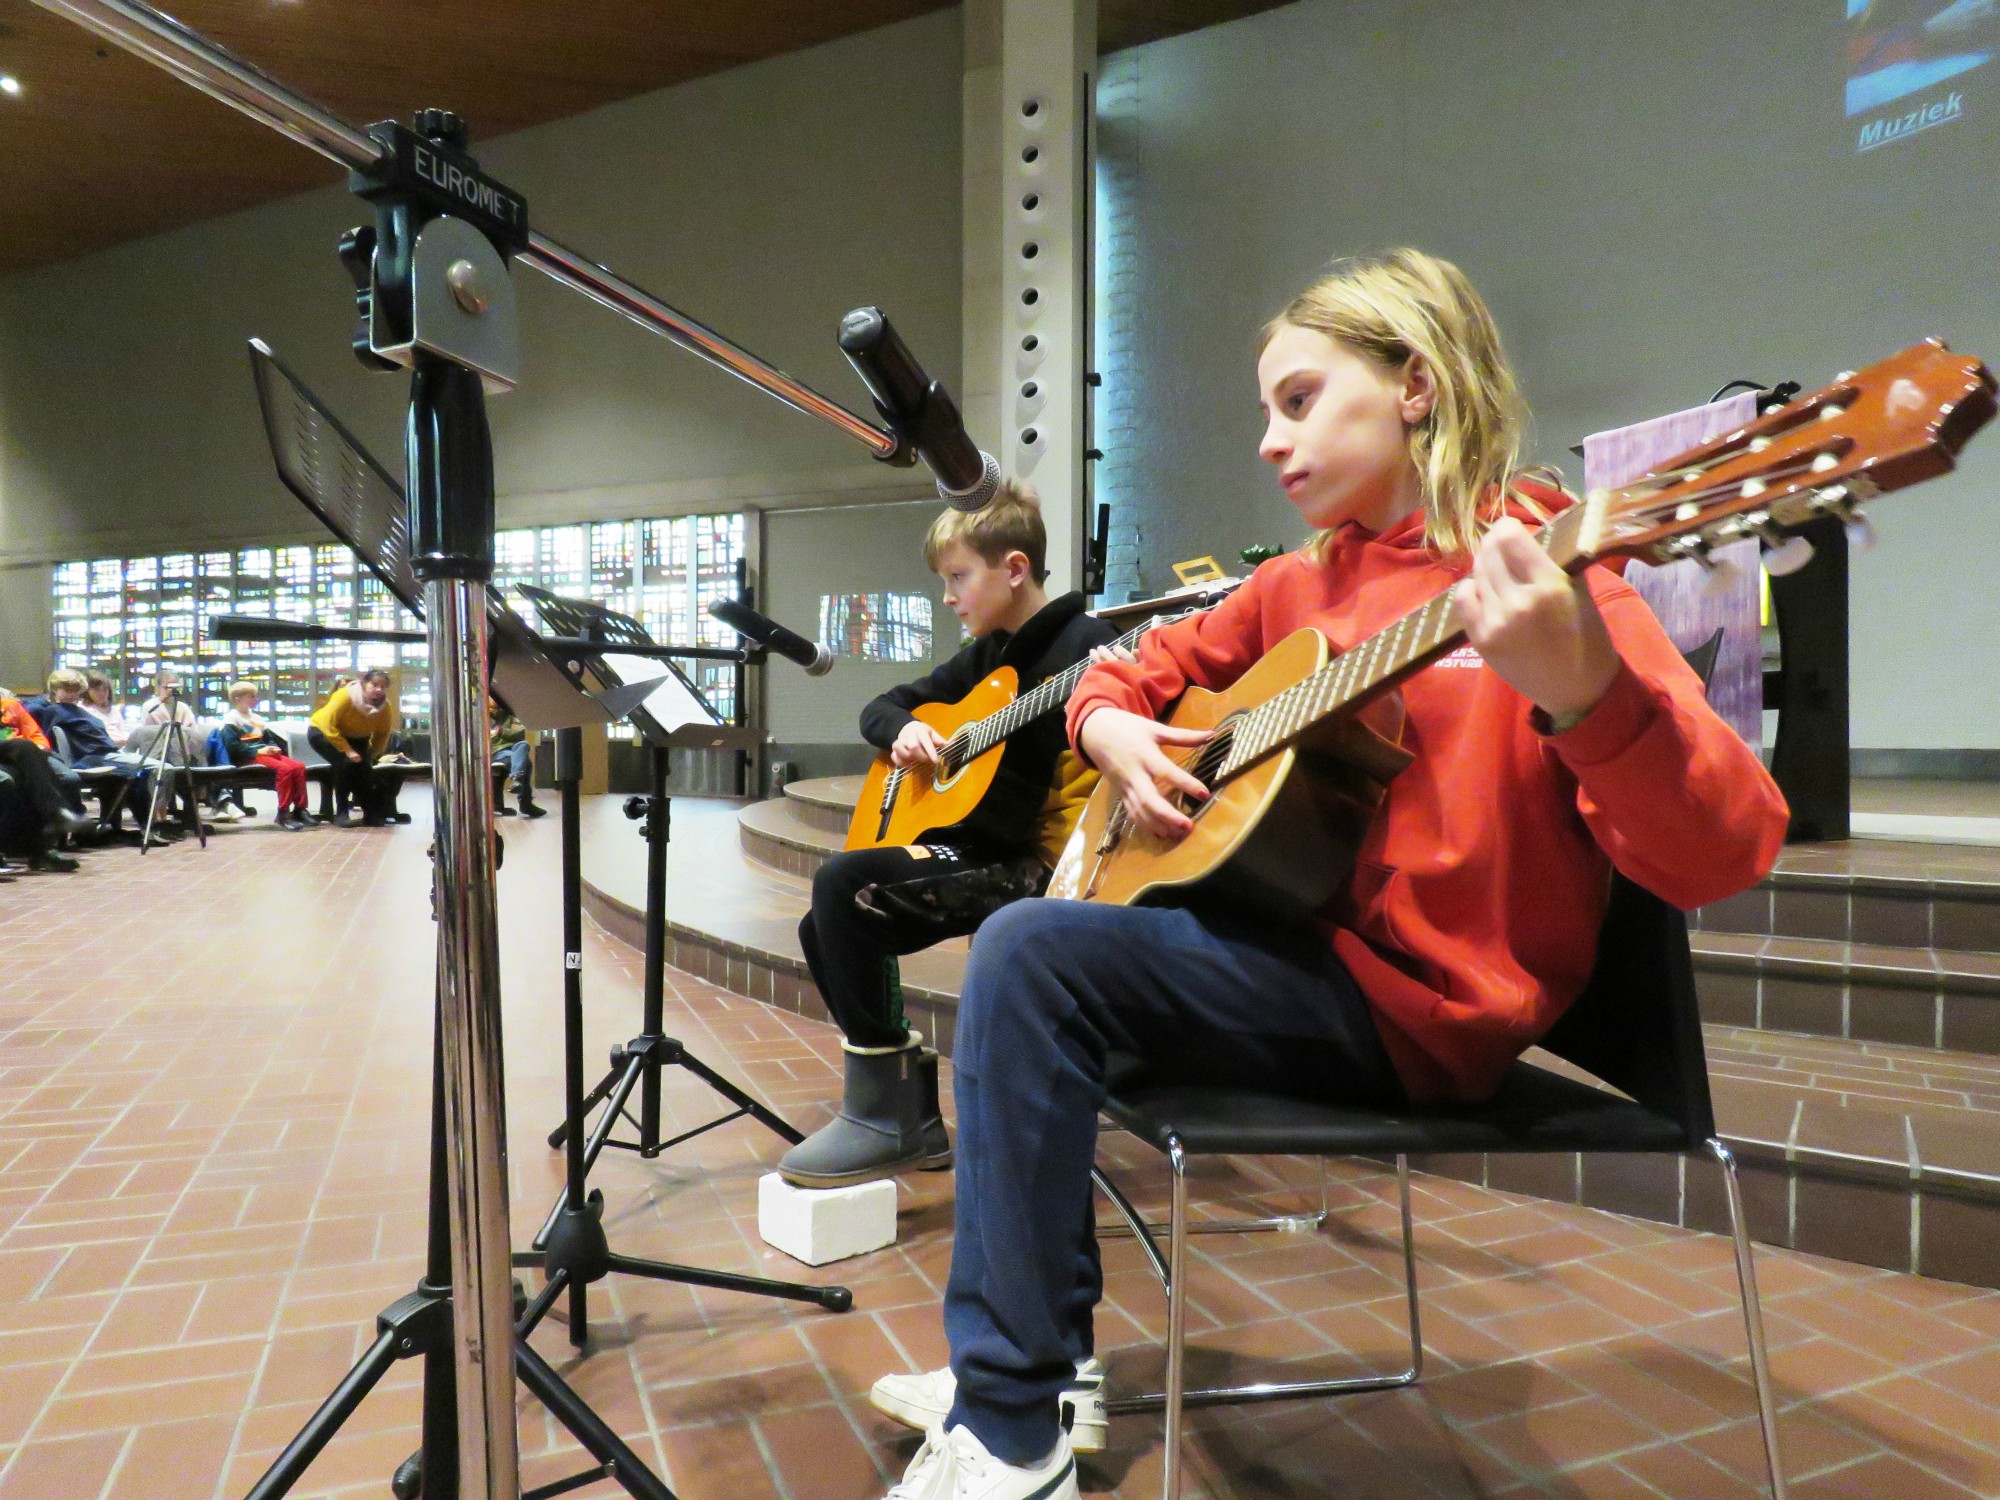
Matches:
[1704,1026,2000,1118]
[2,807,1999,1498]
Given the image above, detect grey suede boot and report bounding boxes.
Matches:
[778,1037,928,1189]
[915,1047,951,1170]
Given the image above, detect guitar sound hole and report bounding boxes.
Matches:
[1177,724,1234,821]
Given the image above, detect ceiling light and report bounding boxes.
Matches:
[0,76,22,98]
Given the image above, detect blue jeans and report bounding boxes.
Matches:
[942,898,1403,1464]
[496,741,532,784]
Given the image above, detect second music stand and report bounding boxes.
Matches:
[512,587,851,1334]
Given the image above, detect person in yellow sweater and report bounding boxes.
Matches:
[308,669,395,826]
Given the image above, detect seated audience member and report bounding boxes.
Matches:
[80,671,135,748]
[0,700,94,871]
[489,698,544,818]
[134,667,235,817]
[13,678,134,828]
[3,690,52,754]
[26,668,122,768]
[220,682,310,830]
[309,668,396,826]
[139,669,199,732]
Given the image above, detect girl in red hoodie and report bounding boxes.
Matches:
[865,250,1788,1500]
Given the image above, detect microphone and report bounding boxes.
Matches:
[209,614,426,645]
[839,305,1001,512]
[708,599,833,676]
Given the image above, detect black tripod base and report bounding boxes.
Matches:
[529,1027,849,1339]
[549,1033,806,1153]
[246,1277,679,1500]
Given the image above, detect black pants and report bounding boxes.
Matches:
[800,843,1001,1050]
[308,728,389,820]
[0,740,73,852]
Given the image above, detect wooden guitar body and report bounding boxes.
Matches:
[1049,629,1412,918]
[844,666,1018,850]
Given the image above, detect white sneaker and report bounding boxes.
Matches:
[871,1359,1107,1453]
[884,1423,1079,1500]
[211,803,244,823]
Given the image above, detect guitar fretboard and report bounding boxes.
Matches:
[1217,587,1467,778]
[939,616,1156,771]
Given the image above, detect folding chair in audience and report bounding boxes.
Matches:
[1091,872,1788,1500]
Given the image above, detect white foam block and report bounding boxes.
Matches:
[758,1173,898,1266]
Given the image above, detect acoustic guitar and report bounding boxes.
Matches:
[845,614,1176,851]
[1050,340,1995,914]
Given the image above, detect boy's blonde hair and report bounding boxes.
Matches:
[1263,248,1539,558]
[46,667,86,695]
[923,478,1048,584]
[228,681,261,702]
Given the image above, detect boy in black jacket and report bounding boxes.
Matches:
[779,484,1120,1188]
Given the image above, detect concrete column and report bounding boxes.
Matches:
[961,0,1004,463]
[966,0,1095,591]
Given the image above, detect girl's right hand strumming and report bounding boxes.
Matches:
[1077,707,1211,840]
[890,719,947,770]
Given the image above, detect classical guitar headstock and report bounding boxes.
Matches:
[1546,340,1996,572]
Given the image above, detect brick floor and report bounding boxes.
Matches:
[2,802,1998,1498]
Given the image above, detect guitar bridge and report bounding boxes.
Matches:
[875,770,903,844]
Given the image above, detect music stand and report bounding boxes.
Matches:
[514,588,840,1266]
[248,338,591,732]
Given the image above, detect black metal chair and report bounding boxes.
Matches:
[1091,871,1786,1500]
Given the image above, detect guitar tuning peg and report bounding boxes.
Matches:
[1845,513,1877,552]
[1760,534,1816,577]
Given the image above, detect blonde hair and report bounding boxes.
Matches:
[1263,249,1539,558]
[923,478,1048,584]
[228,680,261,702]
[46,667,87,695]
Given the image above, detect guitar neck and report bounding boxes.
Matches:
[1217,587,1468,778]
[948,617,1155,764]
[1212,504,1615,778]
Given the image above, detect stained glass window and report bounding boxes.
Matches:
[817,591,934,663]
[53,511,748,733]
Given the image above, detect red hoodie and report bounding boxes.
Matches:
[1067,500,1788,1103]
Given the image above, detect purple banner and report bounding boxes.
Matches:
[1582,393,1762,748]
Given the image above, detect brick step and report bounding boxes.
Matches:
[1691,930,2000,1055]
[1413,1026,2000,1289]
[738,794,844,879]
[1695,839,2000,953]
[782,774,861,837]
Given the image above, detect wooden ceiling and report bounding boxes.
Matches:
[0,0,1288,276]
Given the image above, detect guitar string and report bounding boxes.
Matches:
[1218,447,1842,776]
[909,618,1158,784]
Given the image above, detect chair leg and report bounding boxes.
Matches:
[1092,1163,1170,1285]
[1163,1135,1190,1500]
[1706,1138,1788,1500]
[1106,1148,1423,1500]
[1393,1153,1423,1385]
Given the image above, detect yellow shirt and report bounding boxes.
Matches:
[310,685,393,756]
[1034,750,1100,870]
